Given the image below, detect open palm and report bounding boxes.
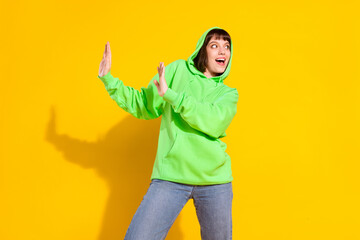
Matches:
[98,41,111,77]
[154,62,168,97]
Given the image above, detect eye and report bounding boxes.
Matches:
[225,45,230,50]
[210,44,217,49]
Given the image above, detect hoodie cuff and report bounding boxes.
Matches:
[163,88,181,109]
[98,71,115,86]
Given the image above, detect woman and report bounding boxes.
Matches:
[98,27,239,240]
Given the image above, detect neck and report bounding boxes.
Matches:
[203,69,215,78]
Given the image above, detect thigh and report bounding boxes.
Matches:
[192,182,233,240]
[124,179,192,240]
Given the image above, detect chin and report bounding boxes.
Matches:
[215,71,225,76]
[215,68,226,75]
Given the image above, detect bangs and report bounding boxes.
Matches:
[210,34,231,45]
[205,29,231,48]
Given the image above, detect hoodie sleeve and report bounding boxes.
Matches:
[162,87,239,138]
[98,62,177,120]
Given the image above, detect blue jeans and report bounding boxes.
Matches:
[124,179,233,240]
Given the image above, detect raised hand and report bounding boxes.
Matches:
[98,41,112,77]
[154,62,168,97]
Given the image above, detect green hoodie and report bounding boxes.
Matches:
[98,27,239,185]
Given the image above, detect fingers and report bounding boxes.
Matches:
[107,42,111,65]
[157,65,161,76]
[105,43,107,57]
[100,42,111,76]
[103,41,110,57]
[154,62,167,96]
[158,62,165,76]
[153,79,160,91]
[107,41,111,56]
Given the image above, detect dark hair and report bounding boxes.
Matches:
[193,29,231,74]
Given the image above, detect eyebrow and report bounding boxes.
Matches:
[208,40,230,45]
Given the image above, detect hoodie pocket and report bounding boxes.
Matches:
[164,132,226,177]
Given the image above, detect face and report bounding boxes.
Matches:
[203,36,231,78]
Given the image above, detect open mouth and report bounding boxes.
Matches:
[215,58,226,66]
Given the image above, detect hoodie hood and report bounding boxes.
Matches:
[187,26,233,83]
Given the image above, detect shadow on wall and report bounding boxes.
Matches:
[45,106,183,240]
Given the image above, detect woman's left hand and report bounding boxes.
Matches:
[154,62,168,97]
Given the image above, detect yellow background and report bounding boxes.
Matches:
[1,0,359,239]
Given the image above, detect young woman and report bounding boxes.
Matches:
[98,27,239,240]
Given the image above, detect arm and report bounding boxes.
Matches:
[98,61,178,120]
[162,87,239,138]
[97,41,174,119]
[98,72,165,119]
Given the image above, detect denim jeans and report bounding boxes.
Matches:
[124,179,233,240]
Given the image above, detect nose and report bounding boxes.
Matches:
[218,46,225,54]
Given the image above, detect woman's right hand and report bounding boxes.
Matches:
[98,41,112,77]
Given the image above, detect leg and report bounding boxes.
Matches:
[192,182,233,240]
[124,179,192,240]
